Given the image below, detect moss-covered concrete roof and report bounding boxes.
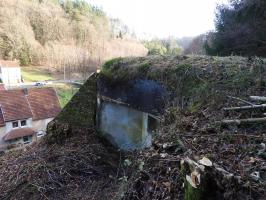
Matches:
[100,55,266,111]
[100,55,266,83]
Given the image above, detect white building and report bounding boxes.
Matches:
[0,88,61,151]
[0,60,22,86]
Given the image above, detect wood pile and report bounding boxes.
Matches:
[222,96,266,126]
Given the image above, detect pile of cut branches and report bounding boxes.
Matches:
[0,129,120,200]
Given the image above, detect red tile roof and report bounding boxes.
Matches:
[27,88,62,120]
[0,88,61,122]
[3,128,36,141]
[0,60,20,68]
[0,90,32,121]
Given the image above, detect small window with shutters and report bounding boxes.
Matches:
[12,121,19,128]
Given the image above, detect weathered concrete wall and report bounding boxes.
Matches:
[46,73,97,144]
[45,72,158,148]
[99,101,151,150]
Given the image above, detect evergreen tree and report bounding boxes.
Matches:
[206,0,266,56]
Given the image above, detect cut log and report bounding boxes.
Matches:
[223,104,266,111]
[181,158,205,200]
[227,95,254,105]
[222,117,266,125]
[249,96,266,102]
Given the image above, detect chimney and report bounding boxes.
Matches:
[23,88,28,96]
[0,83,5,91]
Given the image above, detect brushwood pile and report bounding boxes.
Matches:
[0,55,265,200]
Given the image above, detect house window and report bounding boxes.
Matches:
[12,121,19,128]
[147,115,158,133]
[23,136,30,144]
[21,120,27,127]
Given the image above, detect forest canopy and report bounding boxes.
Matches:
[205,0,266,57]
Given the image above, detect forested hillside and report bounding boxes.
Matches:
[144,38,183,56]
[0,0,147,72]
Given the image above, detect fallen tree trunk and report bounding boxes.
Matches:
[222,117,266,125]
[223,104,266,111]
[249,96,266,102]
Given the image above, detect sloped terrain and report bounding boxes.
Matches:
[0,129,120,200]
[0,55,265,199]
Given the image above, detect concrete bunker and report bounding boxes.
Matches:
[97,79,168,151]
[46,73,168,151]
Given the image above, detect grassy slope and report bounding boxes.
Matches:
[54,83,79,108]
[21,67,53,82]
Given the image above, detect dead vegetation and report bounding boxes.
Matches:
[120,115,266,199]
[0,129,121,200]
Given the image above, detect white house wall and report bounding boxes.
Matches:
[0,67,21,85]
[99,102,151,150]
[5,118,32,133]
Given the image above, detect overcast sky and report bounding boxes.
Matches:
[86,0,229,39]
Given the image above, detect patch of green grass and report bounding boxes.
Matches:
[21,68,53,82]
[188,101,203,113]
[54,84,79,108]
[138,62,151,73]
[102,57,123,70]
[101,57,123,78]
[174,64,193,74]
